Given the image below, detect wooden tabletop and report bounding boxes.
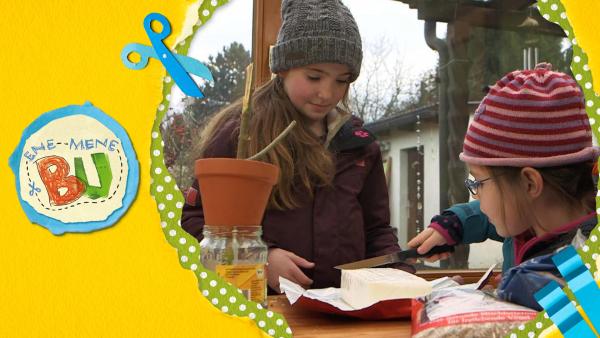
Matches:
[268,295,412,338]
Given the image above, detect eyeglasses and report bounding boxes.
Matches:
[464,177,494,196]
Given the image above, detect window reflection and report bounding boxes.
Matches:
[352,1,571,269]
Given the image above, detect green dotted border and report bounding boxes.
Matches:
[148,1,600,337]
[507,1,600,337]
[149,1,291,337]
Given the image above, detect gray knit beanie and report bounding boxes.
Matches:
[269,0,363,82]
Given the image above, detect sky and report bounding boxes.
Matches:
[169,0,446,113]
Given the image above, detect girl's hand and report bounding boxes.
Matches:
[407,228,452,262]
[267,248,315,293]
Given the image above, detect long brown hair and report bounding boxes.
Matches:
[196,76,337,209]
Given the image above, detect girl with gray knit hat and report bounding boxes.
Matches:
[408,63,599,309]
[182,0,410,293]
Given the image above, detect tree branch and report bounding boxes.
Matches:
[248,121,296,161]
[237,63,254,158]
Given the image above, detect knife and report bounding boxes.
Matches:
[334,245,455,270]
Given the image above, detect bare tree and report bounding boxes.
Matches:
[349,37,411,122]
[162,42,251,190]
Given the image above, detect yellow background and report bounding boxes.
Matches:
[1,1,265,336]
[563,0,600,91]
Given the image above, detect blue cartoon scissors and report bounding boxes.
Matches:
[28,181,41,196]
[121,13,213,98]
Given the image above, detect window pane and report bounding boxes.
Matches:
[346,0,573,270]
[163,0,253,191]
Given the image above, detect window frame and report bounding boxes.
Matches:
[254,0,501,278]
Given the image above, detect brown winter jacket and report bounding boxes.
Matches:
[181,111,402,288]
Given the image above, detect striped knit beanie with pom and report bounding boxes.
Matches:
[460,63,600,167]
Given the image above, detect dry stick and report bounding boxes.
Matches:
[237,63,297,161]
[237,63,255,159]
[248,121,297,161]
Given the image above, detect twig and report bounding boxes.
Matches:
[236,63,296,161]
[237,63,254,158]
[248,121,296,161]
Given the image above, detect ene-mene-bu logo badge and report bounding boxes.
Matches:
[9,102,139,235]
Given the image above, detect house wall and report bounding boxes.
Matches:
[378,120,439,248]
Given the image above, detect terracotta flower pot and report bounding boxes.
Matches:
[194,158,279,226]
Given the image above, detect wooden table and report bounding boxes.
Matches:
[268,295,412,338]
[266,270,495,337]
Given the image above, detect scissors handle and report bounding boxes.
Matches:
[121,43,153,70]
[144,13,171,40]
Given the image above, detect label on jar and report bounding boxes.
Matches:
[215,264,266,304]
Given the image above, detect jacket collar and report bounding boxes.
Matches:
[325,108,376,152]
[513,212,597,265]
[324,108,350,148]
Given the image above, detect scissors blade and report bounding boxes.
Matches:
[155,47,204,98]
[176,55,213,82]
[334,245,454,270]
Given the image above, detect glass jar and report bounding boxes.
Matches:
[200,225,268,307]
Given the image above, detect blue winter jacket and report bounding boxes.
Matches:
[446,201,597,310]
[446,200,513,272]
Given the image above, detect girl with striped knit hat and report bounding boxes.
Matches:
[410,63,599,309]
